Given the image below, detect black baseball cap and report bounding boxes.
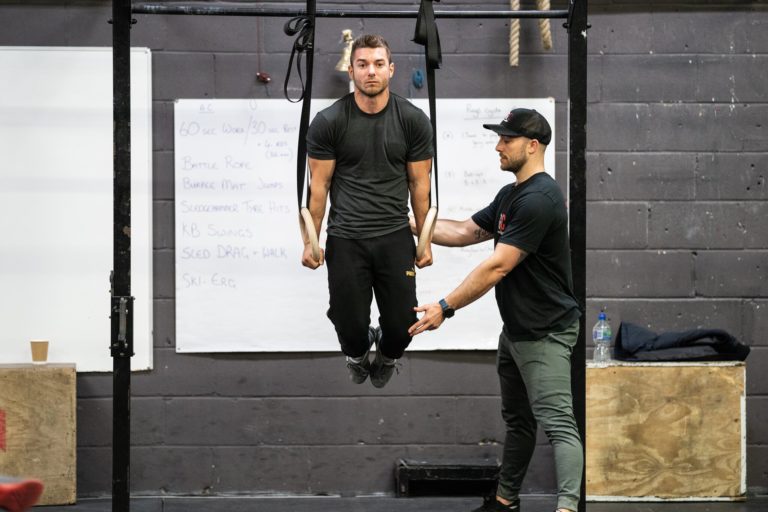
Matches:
[483,108,552,145]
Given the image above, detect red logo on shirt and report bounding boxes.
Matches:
[498,213,507,233]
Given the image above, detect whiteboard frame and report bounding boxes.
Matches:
[0,46,153,372]
[173,97,554,353]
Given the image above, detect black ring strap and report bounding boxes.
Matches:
[413,0,442,208]
[284,1,316,209]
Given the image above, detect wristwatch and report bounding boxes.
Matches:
[439,298,455,319]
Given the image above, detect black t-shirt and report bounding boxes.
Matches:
[472,173,581,341]
[306,93,433,239]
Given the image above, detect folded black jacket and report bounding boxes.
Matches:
[613,322,750,362]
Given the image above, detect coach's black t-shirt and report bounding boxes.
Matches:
[472,173,581,341]
[306,93,433,239]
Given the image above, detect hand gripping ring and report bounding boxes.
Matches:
[300,207,321,262]
[416,206,438,260]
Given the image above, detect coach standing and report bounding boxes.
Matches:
[408,108,582,512]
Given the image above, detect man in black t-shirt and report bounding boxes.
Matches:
[408,109,582,512]
[303,34,434,388]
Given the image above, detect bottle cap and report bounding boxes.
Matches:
[598,312,606,320]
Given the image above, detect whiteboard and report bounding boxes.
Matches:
[0,47,153,371]
[174,98,555,352]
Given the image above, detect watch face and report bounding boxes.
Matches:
[440,299,454,318]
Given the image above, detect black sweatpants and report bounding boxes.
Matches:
[325,227,417,359]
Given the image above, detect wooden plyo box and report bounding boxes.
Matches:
[0,364,76,505]
[586,362,745,501]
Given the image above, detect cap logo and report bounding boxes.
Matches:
[482,108,551,146]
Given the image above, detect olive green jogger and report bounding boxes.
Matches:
[495,320,583,512]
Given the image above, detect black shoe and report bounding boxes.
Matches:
[470,496,521,512]
[345,327,376,384]
[370,327,401,388]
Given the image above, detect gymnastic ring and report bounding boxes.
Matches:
[300,207,321,262]
[416,206,438,260]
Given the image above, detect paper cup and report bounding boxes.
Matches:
[30,340,49,364]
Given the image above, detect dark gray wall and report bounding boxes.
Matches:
[1,0,766,498]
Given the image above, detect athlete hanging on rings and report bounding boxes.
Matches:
[301,34,434,388]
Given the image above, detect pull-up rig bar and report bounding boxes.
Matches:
[110,2,588,512]
[132,3,570,19]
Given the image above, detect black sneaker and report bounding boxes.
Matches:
[369,327,400,388]
[470,496,521,512]
[345,327,376,384]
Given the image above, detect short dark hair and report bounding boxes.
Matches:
[351,34,392,63]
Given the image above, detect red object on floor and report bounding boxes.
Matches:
[0,479,44,512]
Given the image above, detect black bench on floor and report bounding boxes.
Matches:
[396,458,501,497]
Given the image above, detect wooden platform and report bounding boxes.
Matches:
[0,363,77,505]
[36,496,768,512]
[586,362,745,501]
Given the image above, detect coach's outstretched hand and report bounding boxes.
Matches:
[408,302,445,336]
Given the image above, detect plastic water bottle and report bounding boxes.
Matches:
[592,312,612,364]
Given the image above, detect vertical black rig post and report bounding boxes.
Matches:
[566,1,588,511]
[111,1,134,511]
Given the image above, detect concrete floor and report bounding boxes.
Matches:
[38,495,768,512]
